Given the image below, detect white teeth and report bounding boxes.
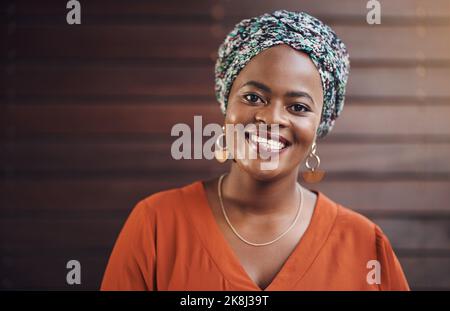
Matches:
[250,134,285,150]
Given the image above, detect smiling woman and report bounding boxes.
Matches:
[223,44,324,182]
[100,10,409,291]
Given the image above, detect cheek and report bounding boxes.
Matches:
[292,118,318,144]
[224,99,252,125]
[223,102,251,155]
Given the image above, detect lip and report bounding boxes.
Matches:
[245,130,292,146]
[261,131,292,147]
[244,130,292,156]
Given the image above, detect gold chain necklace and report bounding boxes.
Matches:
[217,173,303,247]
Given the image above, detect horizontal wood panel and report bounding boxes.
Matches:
[0,219,121,251]
[221,0,450,19]
[2,103,450,136]
[317,181,450,215]
[0,255,109,290]
[400,257,450,289]
[337,104,450,135]
[1,0,216,18]
[2,24,449,62]
[1,179,450,216]
[4,0,450,19]
[0,103,223,135]
[0,178,200,216]
[375,218,450,250]
[1,25,221,60]
[0,217,449,253]
[333,25,450,62]
[346,67,450,98]
[2,65,450,98]
[0,255,448,290]
[2,65,215,97]
[0,217,449,289]
[2,0,449,292]
[1,140,450,174]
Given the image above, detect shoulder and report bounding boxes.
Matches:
[131,180,202,220]
[320,193,386,252]
[318,191,378,238]
[323,194,409,290]
[335,203,377,235]
[334,201,391,244]
[322,193,399,259]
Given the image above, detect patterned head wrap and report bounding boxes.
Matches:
[214,10,350,139]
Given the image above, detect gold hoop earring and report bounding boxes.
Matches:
[302,141,325,183]
[214,126,229,163]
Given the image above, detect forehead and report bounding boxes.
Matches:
[233,44,322,94]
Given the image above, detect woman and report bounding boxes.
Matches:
[101,10,409,291]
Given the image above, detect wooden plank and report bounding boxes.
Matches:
[2,65,450,98]
[1,179,450,215]
[399,257,450,289]
[335,104,450,135]
[373,218,450,250]
[0,217,449,289]
[1,0,216,17]
[319,142,450,174]
[315,181,450,215]
[0,219,121,250]
[0,217,448,254]
[347,67,450,98]
[0,103,223,135]
[1,140,450,175]
[4,0,449,19]
[1,64,215,97]
[0,212,449,252]
[0,255,109,290]
[1,252,448,290]
[1,25,222,60]
[0,140,223,173]
[0,254,448,290]
[333,25,450,62]
[1,0,448,293]
[2,102,450,136]
[221,0,450,19]
[2,24,450,62]
[0,179,171,216]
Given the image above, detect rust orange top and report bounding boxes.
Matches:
[101,180,410,291]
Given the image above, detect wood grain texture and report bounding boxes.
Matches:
[3,24,450,62]
[1,0,450,290]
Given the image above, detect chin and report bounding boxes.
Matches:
[235,158,291,182]
[230,136,301,181]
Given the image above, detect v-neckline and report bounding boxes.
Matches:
[180,180,338,291]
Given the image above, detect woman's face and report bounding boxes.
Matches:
[224,44,324,181]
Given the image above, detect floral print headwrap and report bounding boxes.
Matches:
[214,10,350,139]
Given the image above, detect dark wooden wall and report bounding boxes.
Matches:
[1,0,449,290]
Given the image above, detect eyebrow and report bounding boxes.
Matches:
[241,80,316,106]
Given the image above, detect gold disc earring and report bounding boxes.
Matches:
[302,141,325,183]
[214,126,229,163]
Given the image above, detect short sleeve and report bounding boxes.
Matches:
[375,225,410,291]
[100,200,156,290]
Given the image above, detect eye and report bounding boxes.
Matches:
[243,93,264,105]
[288,103,310,113]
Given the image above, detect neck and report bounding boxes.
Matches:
[222,163,303,216]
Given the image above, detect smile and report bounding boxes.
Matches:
[244,131,291,154]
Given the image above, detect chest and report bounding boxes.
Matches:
[202,180,316,290]
[220,221,304,290]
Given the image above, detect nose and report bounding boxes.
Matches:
[254,100,289,129]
